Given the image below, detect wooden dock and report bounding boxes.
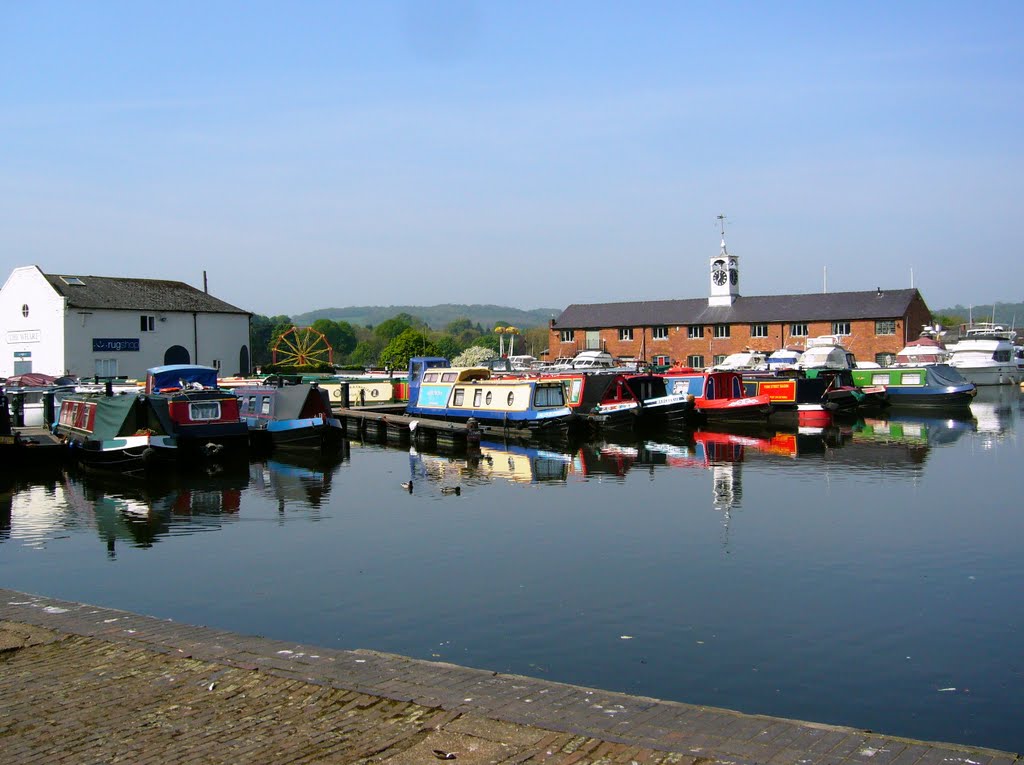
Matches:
[333,405,551,449]
[0,426,66,467]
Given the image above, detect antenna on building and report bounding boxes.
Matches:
[910,266,914,289]
[823,266,827,294]
[716,213,728,254]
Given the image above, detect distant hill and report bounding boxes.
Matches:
[933,302,1024,327]
[290,304,563,330]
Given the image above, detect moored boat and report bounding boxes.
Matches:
[663,369,772,423]
[144,365,249,460]
[946,324,1021,386]
[235,381,343,452]
[405,357,575,437]
[54,388,176,472]
[850,364,976,409]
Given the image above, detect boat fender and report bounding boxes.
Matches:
[141,447,156,465]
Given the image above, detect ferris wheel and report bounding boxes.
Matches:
[272,326,334,368]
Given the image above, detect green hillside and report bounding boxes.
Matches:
[291,304,563,330]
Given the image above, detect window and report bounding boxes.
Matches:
[473,389,482,407]
[506,391,515,406]
[247,395,257,412]
[790,323,808,337]
[452,389,465,406]
[212,359,221,370]
[750,323,769,338]
[534,385,565,407]
[423,372,439,383]
[21,304,29,318]
[190,402,221,421]
[653,326,669,340]
[832,321,851,336]
[714,324,730,338]
[875,352,895,367]
[686,354,705,368]
[687,325,704,339]
[95,359,117,377]
[485,391,493,405]
[140,315,155,332]
[900,372,922,385]
[713,354,728,365]
[440,372,457,382]
[560,330,575,343]
[875,320,896,335]
[260,397,271,415]
[619,328,633,341]
[653,355,670,366]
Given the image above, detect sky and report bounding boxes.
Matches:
[1,1,1022,318]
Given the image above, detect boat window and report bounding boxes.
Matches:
[485,391,493,405]
[507,391,515,406]
[706,377,716,399]
[732,376,743,397]
[441,372,458,382]
[872,373,890,385]
[423,372,438,383]
[190,402,222,421]
[534,385,565,407]
[453,389,465,406]
[994,350,1011,362]
[473,389,482,407]
[247,395,257,412]
[900,373,922,385]
[260,396,271,415]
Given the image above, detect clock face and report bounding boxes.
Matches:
[729,270,738,285]
[713,270,727,286]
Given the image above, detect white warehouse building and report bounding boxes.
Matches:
[1,266,252,380]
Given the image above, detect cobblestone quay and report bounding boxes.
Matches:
[1,588,1019,765]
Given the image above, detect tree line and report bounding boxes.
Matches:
[250,313,550,372]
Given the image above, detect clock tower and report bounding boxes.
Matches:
[709,225,739,307]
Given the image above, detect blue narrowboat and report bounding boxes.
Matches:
[235,381,343,451]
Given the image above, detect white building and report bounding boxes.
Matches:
[1,266,252,380]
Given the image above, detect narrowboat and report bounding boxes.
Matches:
[145,365,248,460]
[235,381,343,451]
[54,386,176,472]
[663,369,772,423]
[587,373,693,430]
[405,357,574,436]
[850,365,976,409]
[538,371,692,431]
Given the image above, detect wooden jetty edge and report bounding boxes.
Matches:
[334,405,546,447]
[1,588,1019,765]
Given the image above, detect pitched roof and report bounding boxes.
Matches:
[553,289,923,328]
[43,272,249,315]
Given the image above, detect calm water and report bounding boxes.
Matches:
[2,387,1022,752]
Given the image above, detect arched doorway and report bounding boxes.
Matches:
[238,345,250,376]
[164,345,190,365]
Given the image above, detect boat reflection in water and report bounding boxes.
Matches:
[248,445,348,511]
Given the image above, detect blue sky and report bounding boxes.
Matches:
[2,2,1021,317]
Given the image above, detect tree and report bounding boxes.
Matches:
[311,319,357,358]
[445,317,475,335]
[349,338,385,367]
[375,313,424,342]
[452,346,497,366]
[433,335,463,361]
[250,314,291,367]
[378,329,439,370]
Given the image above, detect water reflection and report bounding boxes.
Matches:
[249,446,348,512]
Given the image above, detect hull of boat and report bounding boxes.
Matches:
[694,397,772,423]
[267,417,345,450]
[946,363,1020,386]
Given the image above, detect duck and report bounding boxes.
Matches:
[401,481,413,493]
[440,486,461,496]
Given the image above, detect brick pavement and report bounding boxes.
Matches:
[1,588,1019,765]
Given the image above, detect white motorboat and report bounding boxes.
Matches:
[946,324,1021,385]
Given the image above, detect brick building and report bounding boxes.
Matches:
[549,239,932,368]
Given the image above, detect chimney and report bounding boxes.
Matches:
[203,270,208,293]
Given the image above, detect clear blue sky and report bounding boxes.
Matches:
[2,2,1021,317]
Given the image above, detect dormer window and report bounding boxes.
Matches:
[60,276,85,286]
